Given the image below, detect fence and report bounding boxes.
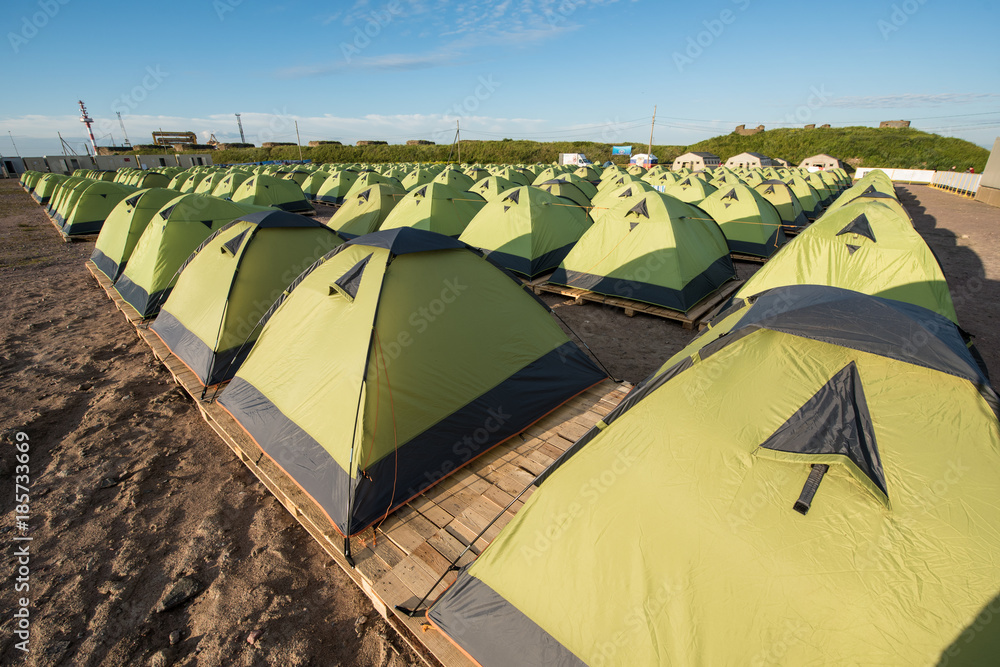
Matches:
[853,168,982,199]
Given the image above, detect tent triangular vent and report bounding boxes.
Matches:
[221,229,249,256]
[759,361,887,507]
[627,199,650,219]
[125,194,143,207]
[503,189,520,204]
[722,188,738,202]
[619,188,632,198]
[763,185,775,195]
[159,204,177,220]
[503,205,511,213]
[846,244,861,255]
[629,222,639,231]
[836,213,877,242]
[415,186,427,198]
[359,188,372,202]
[329,253,373,302]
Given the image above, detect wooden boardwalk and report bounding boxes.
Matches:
[85,260,630,667]
[533,276,743,330]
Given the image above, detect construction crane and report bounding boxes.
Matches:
[235,113,246,143]
[78,100,96,155]
[116,111,131,146]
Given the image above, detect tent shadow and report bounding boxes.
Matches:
[896,185,1000,380]
[937,590,1000,666]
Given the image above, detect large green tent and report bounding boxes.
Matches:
[730,198,958,322]
[316,171,367,204]
[232,174,313,214]
[536,179,593,210]
[325,183,405,239]
[379,183,486,237]
[784,174,825,219]
[429,285,1000,667]
[114,194,263,317]
[470,175,517,201]
[459,186,592,278]
[300,171,332,201]
[91,188,182,282]
[549,192,736,312]
[697,183,786,258]
[433,168,475,190]
[59,181,137,236]
[47,177,92,217]
[151,211,344,386]
[210,171,252,199]
[217,228,607,539]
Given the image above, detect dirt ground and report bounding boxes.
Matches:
[1,180,998,666]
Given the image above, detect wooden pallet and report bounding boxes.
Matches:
[85,260,630,667]
[533,278,743,330]
[44,211,99,243]
[730,252,768,264]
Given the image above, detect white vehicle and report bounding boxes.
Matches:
[558,153,592,166]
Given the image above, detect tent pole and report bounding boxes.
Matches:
[647,105,656,168]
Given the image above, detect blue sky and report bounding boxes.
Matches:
[2,0,998,157]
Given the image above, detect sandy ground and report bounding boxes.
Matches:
[0,181,998,666]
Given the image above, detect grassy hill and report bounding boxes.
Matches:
[209,127,989,172]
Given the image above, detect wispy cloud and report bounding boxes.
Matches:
[275,51,456,78]
[826,93,1000,109]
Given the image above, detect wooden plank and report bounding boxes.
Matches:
[730,252,768,264]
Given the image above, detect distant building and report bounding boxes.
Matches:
[735,124,765,136]
[879,120,911,129]
[671,151,721,171]
[804,124,816,130]
[629,153,658,167]
[799,153,844,170]
[308,140,342,147]
[357,140,388,146]
[725,152,775,169]
[820,124,831,129]
[406,139,435,146]
[262,142,296,148]
[773,157,791,168]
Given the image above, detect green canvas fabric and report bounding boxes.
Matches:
[31,173,68,204]
[549,191,736,312]
[300,171,332,200]
[91,188,181,281]
[429,285,1000,667]
[217,228,606,536]
[662,176,718,204]
[61,181,138,235]
[470,175,517,201]
[380,183,486,237]
[784,174,825,219]
[151,211,344,385]
[459,186,592,278]
[432,168,475,190]
[211,171,252,199]
[232,174,313,213]
[326,183,405,238]
[590,181,656,224]
[113,194,265,317]
[697,183,786,258]
[732,198,958,322]
[50,178,98,222]
[755,179,809,230]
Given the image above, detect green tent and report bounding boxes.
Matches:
[589,180,655,223]
[825,172,897,215]
[805,171,836,204]
[662,175,718,204]
[493,167,530,187]
[731,198,958,322]
[192,171,228,195]
[536,179,593,210]
[470,175,517,201]
[429,284,1000,667]
[432,168,475,190]
[60,181,137,236]
[459,186,592,278]
[167,171,194,191]
[379,183,486,237]
[755,179,809,231]
[210,171,252,200]
[549,192,736,312]
[50,178,97,223]
[784,174,825,219]
[317,171,366,204]
[300,171,332,201]
[277,169,310,186]
[114,194,263,317]
[45,177,89,216]
[697,183,786,258]
[31,173,68,205]
[178,171,209,194]
[91,188,182,282]
[401,167,438,191]
[232,174,313,214]
[151,210,344,386]
[217,227,607,538]
[326,183,405,239]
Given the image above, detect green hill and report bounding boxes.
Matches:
[209,127,989,172]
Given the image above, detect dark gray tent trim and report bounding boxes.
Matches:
[726,227,786,258]
[90,247,124,282]
[220,342,605,536]
[428,571,586,667]
[549,255,736,312]
[114,274,169,319]
[483,242,577,279]
[64,218,105,235]
[150,310,253,387]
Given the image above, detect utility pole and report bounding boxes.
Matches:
[58,132,78,155]
[294,120,303,161]
[235,113,246,143]
[456,120,461,164]
[8,131,20,157]
[647,105,656,168]
[117,111,131,146]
